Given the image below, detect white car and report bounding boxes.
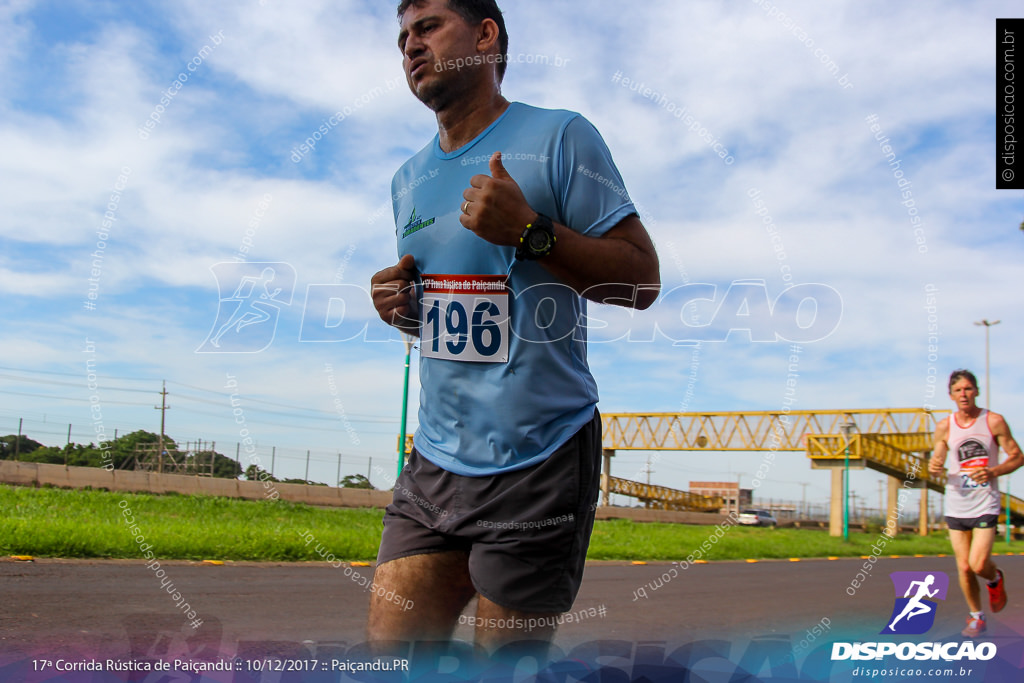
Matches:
[738,509,777,527]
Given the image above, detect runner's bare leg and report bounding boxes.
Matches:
[967,526,998,582]
[473,594,558,651]
[367,551,476,645]
[950,529,981,612]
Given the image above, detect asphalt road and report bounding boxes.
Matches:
[2,555,1024,680]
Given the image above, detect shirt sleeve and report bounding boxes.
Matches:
[554,115,637,237]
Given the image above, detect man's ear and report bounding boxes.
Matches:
[477,17,500,53]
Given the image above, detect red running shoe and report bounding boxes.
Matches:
[961,615,986,638]
[988,569,1007,613]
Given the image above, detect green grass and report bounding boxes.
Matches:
[0,484,1001,562]
[0,483,383,561]
[585,519,960,561]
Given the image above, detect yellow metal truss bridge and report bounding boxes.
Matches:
[599,408,1024,536]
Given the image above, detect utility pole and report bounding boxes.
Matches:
[154,381,169,473]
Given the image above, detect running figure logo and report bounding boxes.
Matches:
[881,571,949,635]
[197,262,296,353]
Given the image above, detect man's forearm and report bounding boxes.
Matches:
[538,216,660,310]
[993,454,1024,477]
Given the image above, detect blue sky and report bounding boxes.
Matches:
[1,0,1022,511]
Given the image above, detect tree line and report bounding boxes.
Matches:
[0,431,375,488]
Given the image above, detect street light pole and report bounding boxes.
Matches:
[976,319,1009,544]
[736,472,741,517]
[397,334,414,478]
[840,420,857,541]
[973,319,1000,409]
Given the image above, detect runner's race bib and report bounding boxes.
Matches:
[420,274,509,363]
[956,439,991,489]
[958,458,991,490]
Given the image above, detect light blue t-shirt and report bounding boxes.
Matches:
[392,102,636,476]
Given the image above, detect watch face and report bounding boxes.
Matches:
[516,215,555,260]
[528,227,552,253]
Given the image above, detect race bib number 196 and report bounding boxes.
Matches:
[420,274,509,363]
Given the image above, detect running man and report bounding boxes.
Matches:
[888,574,939,632]
[929,369,1024,638]
[369,0,659,653]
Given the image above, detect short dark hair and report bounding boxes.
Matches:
[948,369,979,392]
[397,0,509,81]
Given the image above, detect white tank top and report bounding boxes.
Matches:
[945,409,1001,518]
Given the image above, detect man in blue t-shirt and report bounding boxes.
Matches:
[369,0,660,651]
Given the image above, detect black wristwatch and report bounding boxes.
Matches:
[515,213,556,260]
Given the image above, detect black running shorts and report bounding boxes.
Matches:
[376,409,602,613]
[946,514,1000,531]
